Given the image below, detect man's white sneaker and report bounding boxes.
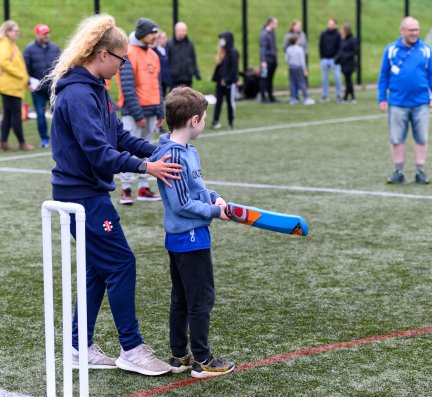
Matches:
[303,98,316,105]
[115,344,171,376]
[72,343,117,369]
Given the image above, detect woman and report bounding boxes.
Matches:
[0,20,33,151]
[337,24,358,103]
[282,19,308,54]
[46,14,182,375]
[210,32,239,130]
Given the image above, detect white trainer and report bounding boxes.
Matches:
[72,343,117,369]
[115,344,171,376]
[303,98,316,105]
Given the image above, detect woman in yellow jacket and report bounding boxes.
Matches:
[0,20,33,150]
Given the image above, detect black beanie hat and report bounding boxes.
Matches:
[135,18,158,39]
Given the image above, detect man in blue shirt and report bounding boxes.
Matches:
[378,17,432,184]
[24,24,61,148]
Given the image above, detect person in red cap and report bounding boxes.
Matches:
[24,23,60,148]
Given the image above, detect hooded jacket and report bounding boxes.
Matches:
[211,32,239,85]
[149,133,221,234]
[378,37,432,106]
[116,32,163,121]
[51,66,156,200]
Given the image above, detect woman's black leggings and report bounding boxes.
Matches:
[343,72,355,101]
[1,94,24,143]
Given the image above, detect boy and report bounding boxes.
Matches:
[149,86,235,378]
[285,36,315,105]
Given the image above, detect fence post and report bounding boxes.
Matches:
[242,0,248,71]
[4,0,10,20]
[173,0,179,27]
[356,0,362,85]
[302,0,308,67]
[405,0,410,16]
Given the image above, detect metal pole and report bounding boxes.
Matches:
[405,0,409,16]
[4,0,10,20]
[173,0,179,27]
[302,0,308,38]
[242,0,248,71]
[356,0,362,85]
[302,0,308,66]
[94,0,100,14]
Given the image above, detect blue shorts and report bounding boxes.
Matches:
[388,104,430,145]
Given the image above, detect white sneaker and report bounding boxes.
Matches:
[303,98,316,105]
[72,343,117,369]
[115,344,171,376]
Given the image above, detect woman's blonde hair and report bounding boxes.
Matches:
[216,46,226,65]
[0,20,18,39]
[47,14,127,104]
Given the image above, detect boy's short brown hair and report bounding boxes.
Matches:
[165,86,208,132]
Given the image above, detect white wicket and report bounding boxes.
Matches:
[42,200,89,397]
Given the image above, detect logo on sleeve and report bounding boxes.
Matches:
[103,220,113,232]
[108,101,115,114]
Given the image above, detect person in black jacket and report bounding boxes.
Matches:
[319,18,342,103]
[337,24,358,103]
[259,17,278,103]
[153,31,172,98]
[24,23,60,148]
[211,32,239,130]
[167,22,201,88]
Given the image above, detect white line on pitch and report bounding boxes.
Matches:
[1,167,432,201]
[0,388,35,397]
[206,180,432,200]
[201,113,385,138]
[0,113,386,164]
[0,152,51,162]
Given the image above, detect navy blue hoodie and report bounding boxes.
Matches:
[51,66,156,199]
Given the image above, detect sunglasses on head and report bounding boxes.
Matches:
[106,50,127,67]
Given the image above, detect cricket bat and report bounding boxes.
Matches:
[225,202,308,236]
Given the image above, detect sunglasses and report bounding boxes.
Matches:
[106,50,127,67]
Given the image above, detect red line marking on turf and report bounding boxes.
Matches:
[124,327,432,397]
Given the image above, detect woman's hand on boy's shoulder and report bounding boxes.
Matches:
[146,154,182,187]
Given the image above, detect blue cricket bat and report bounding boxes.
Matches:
[225,202,308,236]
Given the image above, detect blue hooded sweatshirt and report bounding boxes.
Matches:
[378,37,432,106]
[149,133,221,234]
[51,66,156,200]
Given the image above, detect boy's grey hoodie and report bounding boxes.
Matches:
[285,44,307,71]
[149,133,221,234]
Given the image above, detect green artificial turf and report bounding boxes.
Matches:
[0,89,431,396]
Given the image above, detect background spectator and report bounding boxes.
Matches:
[167,22,201,88]
[282,19,307,54]
[153,31,172,98]
[378,16,432,184]
[319,18,342,103]
[285,36,315,105]
[211,32,239,130]
[259,17,278,103]
[24,23,61,148]
[0,20,33,151]
[116,18,164,204]
[337,24,358,103]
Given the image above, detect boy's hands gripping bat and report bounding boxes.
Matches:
[224,202,308,236]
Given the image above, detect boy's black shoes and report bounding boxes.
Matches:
[191,355,235,378]
[168,353,194,373]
